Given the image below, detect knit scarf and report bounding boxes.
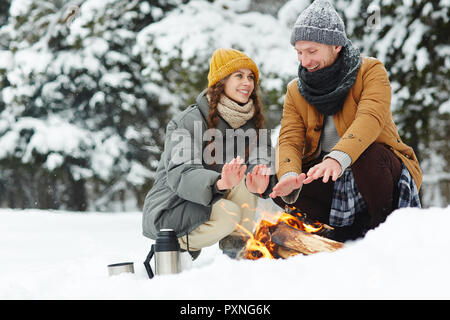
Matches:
[297,42,362,116]
[216,94,255,129]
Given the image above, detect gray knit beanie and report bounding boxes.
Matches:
[290,0,348,46]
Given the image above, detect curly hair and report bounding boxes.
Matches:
[206,77,265,131]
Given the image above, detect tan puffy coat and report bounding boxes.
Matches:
[277,56,422,190]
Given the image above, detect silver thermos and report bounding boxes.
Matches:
[144,229,181,279]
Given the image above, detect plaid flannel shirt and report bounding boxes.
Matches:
[330,164,421,227]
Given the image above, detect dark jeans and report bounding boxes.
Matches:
[273,143,402,241]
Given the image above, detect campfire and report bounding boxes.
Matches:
[238,206,343,260]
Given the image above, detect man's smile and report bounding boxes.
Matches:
[307,64,320,71]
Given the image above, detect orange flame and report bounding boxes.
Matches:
[220,200,326,260]
[240,219,275,260]
[239,205,326,260]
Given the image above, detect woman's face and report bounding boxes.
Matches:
[223,68,255,104]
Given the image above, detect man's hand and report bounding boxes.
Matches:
[303,158,342,184]
[216,156,247,190]
[246,164,271,194]
[269,173,306,198]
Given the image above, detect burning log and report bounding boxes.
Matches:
[239,206,344,260]
[271,222,343,255]
[275,245,300,259]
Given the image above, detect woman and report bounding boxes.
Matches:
[142,48,273,259]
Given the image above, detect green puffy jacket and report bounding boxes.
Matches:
[142,90,275,239]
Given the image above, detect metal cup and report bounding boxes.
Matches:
[107,262,135,276]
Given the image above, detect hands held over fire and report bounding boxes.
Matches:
[216,157,271,193]
[269,173,306,198]
[269,158,342,198]
[246,164,271,194]
[216,156,247,190]
[304,157,342,184]
[217,157,342,195]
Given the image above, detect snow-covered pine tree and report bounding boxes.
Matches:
[0,0,183,211]
[134,0,298,129]
[344,0,450,206]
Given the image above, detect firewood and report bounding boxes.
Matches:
[271,222,343,255]
[276,245,300,259]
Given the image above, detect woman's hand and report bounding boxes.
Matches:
[246,164,271,194]
[216,156,247,190]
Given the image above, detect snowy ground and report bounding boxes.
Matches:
[1,203,449,300]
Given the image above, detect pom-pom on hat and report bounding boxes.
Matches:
[290,0,348,46]
[207,48,259,87]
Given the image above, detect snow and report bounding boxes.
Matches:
[135,0,297,92]
[8,0,33,17]
[14,117,92,162]
[439,99,450,114]
[402,20,429,73]
[278,0,311,28]
[100,72,133,88]
[0,50,13,69]
[1,205,449,300]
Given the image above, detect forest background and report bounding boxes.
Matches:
[0,0,448,212]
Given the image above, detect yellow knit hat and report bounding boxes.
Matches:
[207,48,259,87]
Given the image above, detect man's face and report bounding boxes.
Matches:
[294,41,342,72]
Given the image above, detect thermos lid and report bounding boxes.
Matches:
[155,228,180,252]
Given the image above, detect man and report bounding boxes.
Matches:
[267,0,422,241]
